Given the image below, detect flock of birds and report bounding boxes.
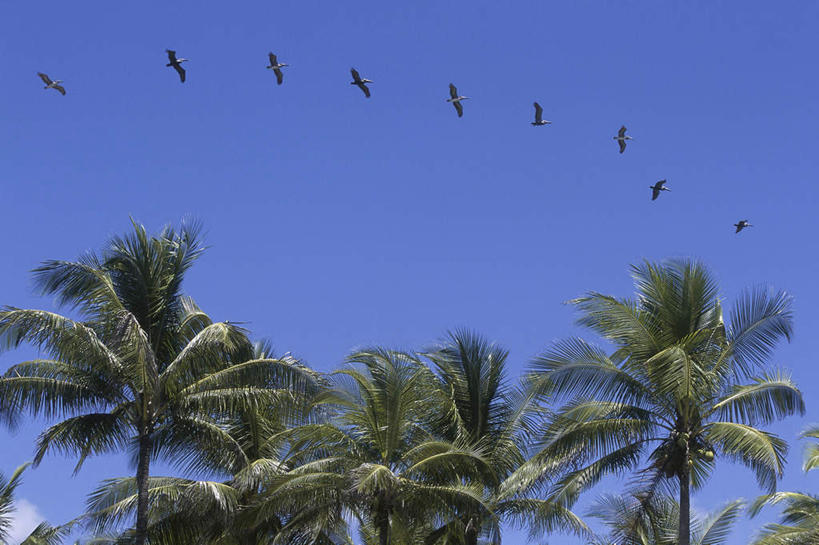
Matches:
[36,49,754,234]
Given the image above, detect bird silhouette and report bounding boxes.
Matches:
[650,180,670,201]
[166,50,188,83]
[447,83,469,117]
[734,220,752,233]
[531,102,551,126]
[37,72,65,95]
[350,68,373,97]
[614,125,633,153]
[267,53,288,85]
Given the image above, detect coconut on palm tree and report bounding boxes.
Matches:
[526,260,804,545]
[0,220,317,545]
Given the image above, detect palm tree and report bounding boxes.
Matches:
[0,463,70,545]
[526,260,804,545]
[82,340,327,545]
[423,330,587,545]
[750,426,819,545]
[589,492,743,545]
[241,348,491,545]
[0,220,316,545]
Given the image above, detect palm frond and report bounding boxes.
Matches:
[727,287,793,376]
[705,422,787,493]
[710,373,804,426]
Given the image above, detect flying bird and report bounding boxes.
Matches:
[37,72,65,95]
[734,220,752,233]
[447,83,469,117]
[266,53,288,85]
[350,68,372,97]
[614,125,633,153]
[166,50,188,83]
[531,102,551,126]
[650,180,670,200]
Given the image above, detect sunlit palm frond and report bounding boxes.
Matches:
[528,338,652,408]
[705,422,787,493]
[710,373,804,426]
[726,287,793,377]
[801,426,819,472]
[694,499,744,545]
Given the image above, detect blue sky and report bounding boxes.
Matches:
[1,1,818,543]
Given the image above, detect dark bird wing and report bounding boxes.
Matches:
[618,125,627,138]
[357,82,370,97]
[618,139,627,153]
[453,101,463,117]
[351,68,361,83]
[533,102,543,123]
[38,72,53,85]
[53,84,66,95]
[268,52,278,66]
[274,68,283,85]
[173,63,186,82]
[652,187,660,200]
[657,179,666,189]
[449,83,458,99]
[166,49,178,63]
[735,223,743,233]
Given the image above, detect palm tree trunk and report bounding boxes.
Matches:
[464,515,479,545]
[679,463,691,545]
[134,432,152,545]
[375,508,389,545]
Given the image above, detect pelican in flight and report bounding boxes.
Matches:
[531,102,551,126]
[734,220,752,233]
[266,53,288,85]
[614,125,632,153]
[350,68,372,97]
[650,180,670,200]
[166,50,188,83]
[447,83,469,117]
[38,73,65,95]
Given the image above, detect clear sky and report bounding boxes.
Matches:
[1,1,817,543]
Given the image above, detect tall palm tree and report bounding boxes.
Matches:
[750,426,819,545]
[241,348,491,545]
[0,221,315,545]
[423,330,587,545]
[0,463,70,545]
[527,260,804,545]
[589,492,743,545]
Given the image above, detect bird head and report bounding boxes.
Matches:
[178,58,189,63]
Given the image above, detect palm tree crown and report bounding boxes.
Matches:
[423,330,587,545]
[241,348,492,545]
[527,260,804,545]
[0,220,316,545]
